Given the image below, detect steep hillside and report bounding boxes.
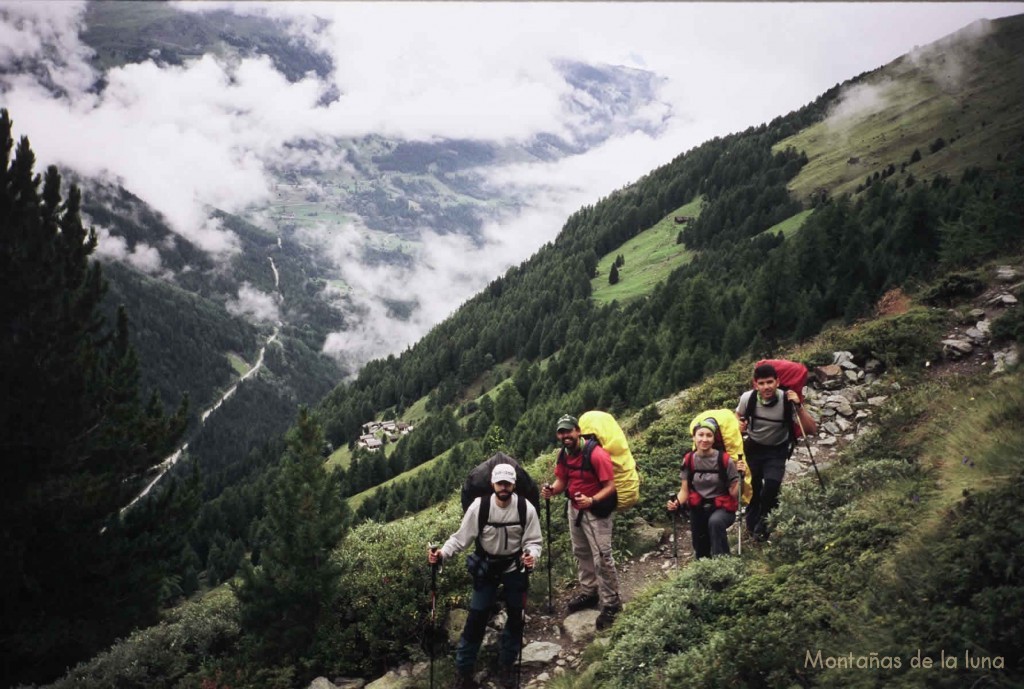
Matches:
[318,13,1024,524]
[44,258,1024,689]
[781,15,1024,203]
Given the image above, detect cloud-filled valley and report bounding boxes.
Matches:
[2,0,1021,370]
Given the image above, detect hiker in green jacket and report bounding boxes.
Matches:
[428,464,541,689]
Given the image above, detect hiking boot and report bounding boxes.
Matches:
[450,672,479,689]
[566,591,599,613]
[595,604,622,630]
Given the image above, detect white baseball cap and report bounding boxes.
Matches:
[490,463,517,484]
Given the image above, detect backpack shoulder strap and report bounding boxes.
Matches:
[683,451,695,493]
[517,494,527,530]
[476,495,490,541]
[581,437,600,475]
[744,390,758,429]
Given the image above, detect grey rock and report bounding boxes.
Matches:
[309,679,340,689]
[965,327,987,343]
[942,339,974,358]
[833,351,855,365]
[365,671,411,689]
[976,320,991,335]
[867,396,888,406]
[786,460,805,475]
[817,436,838,446]
[969,308,987,318]
[520,641,562,666]
[563,609,600,643]
[625,516,664,555]
[823,421,842,435]
[995,266,1018,282]
[992,347,1020,374]
[865,358,884,373]
[844,370,860,383]
[839,359,860,370]
[834,416,853,432]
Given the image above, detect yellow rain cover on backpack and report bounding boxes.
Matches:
[579,410,640,510]
[689,408,753,505]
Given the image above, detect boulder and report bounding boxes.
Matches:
[942,339,974,358]
[365,671,411,689]
[520,641,562,666]
[995,266,1018,282]
[563,609,600,643]
[814,364,843,387]
[624,516,665,555]
[993,347,1020,374]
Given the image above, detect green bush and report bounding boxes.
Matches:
[46,591,240,689]
[919,270,987,306]
[843,308,946,368]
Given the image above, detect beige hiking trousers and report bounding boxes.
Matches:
[567,503,621,609]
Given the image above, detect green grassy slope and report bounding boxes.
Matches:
[780,14,1024,202]
[591,197,703,305]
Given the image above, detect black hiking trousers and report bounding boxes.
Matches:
[743,440,789,538]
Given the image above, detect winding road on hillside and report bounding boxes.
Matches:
[120,242,286,514]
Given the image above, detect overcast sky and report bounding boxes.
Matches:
[2,1,1022,367]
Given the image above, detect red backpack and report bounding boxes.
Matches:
[682,450,738,513]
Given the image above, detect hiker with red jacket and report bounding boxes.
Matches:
[735,362,817,541]
[667,419,740,558]
[540,414,623,630]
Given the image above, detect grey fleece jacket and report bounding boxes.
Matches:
[440,494,542,569]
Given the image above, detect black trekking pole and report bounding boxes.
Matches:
[544,496,553,614]
[429,545,439,689]
[793,405,826,491]
[518,559,532,689]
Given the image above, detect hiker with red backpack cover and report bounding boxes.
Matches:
[667,420,741,558]
[735,361,817,542]
[540,413,623,631]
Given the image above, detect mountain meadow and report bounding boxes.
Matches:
[3,11,1024,689]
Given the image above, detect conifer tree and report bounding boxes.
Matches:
[236,407,348,664]
[0,109,191,686]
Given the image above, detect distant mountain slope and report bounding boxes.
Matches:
[782,15,1024,202]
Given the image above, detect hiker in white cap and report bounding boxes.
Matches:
[428,463,541,689]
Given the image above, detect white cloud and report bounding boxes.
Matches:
[226,282,281,324]
[4,0,1023,369]
[94,226,167,276]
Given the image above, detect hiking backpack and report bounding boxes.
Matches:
[556,410,641,514]
[682,450,738,513]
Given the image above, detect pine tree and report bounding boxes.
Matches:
[0,109,190,686]
[235,407,348,664]
[609,263,620,285]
